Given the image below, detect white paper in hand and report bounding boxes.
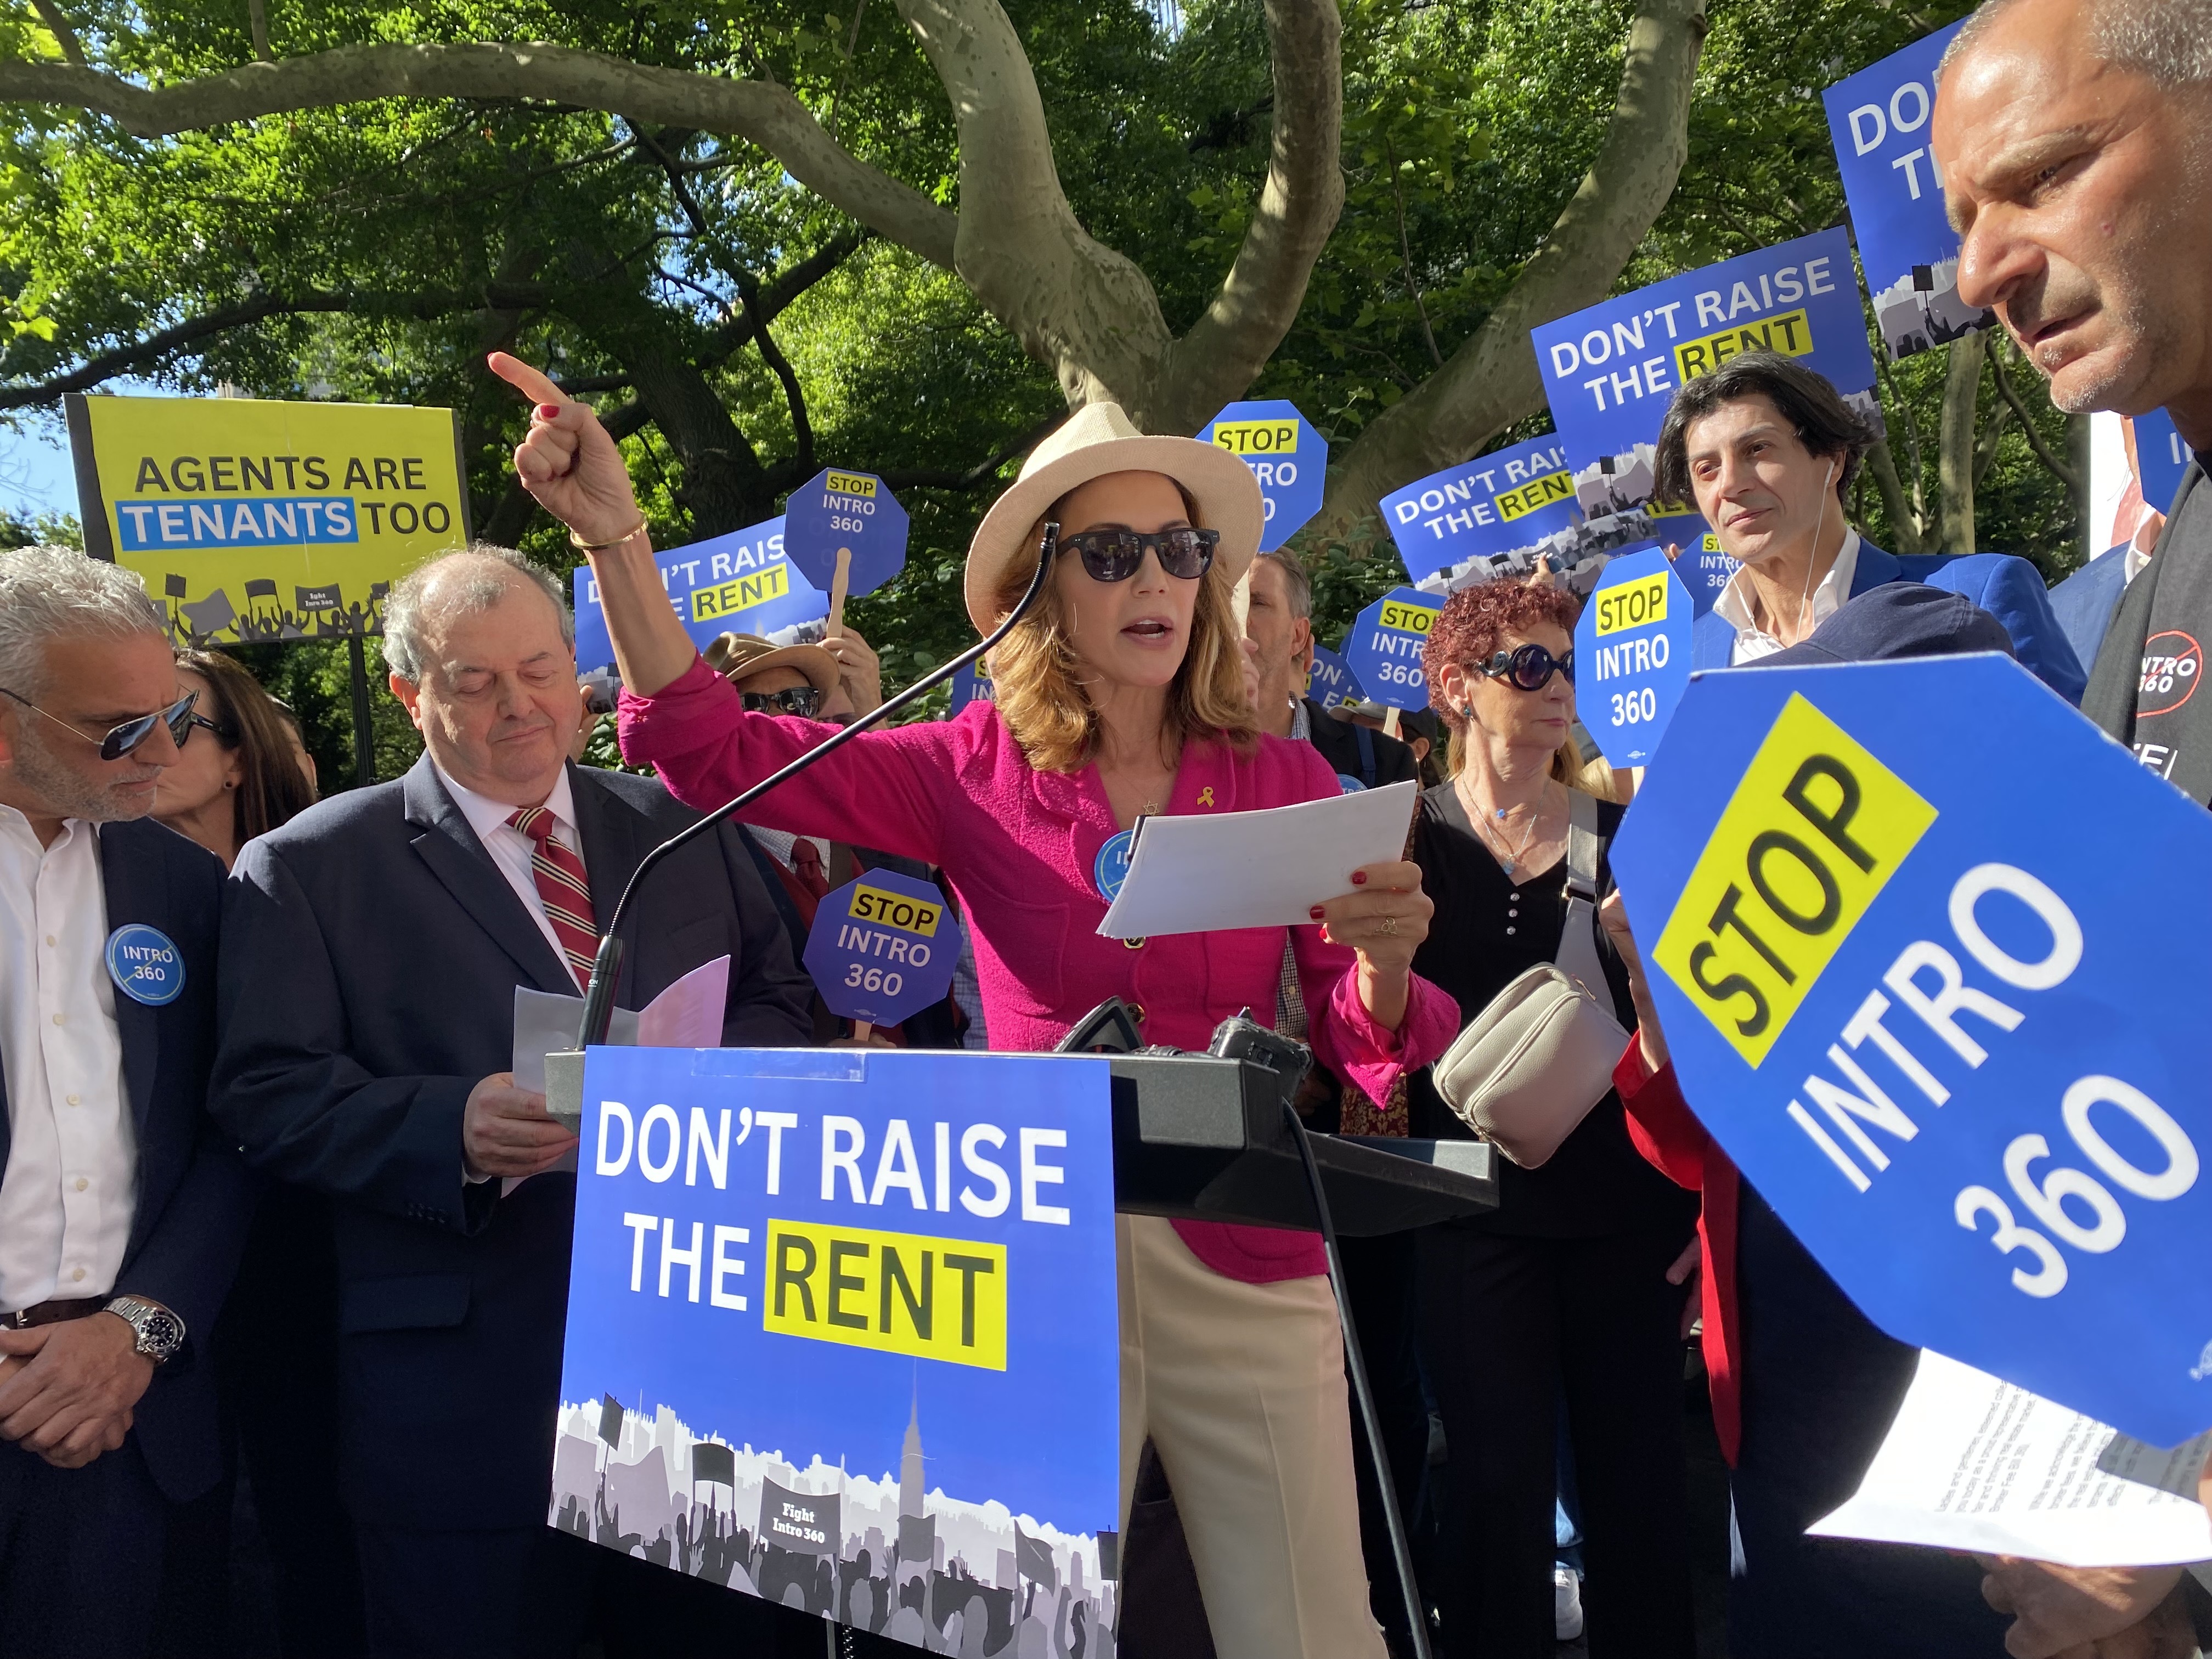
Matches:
[509,957,732,1184]
[1097,780,1418,939]
[1809,1349,2212,1568]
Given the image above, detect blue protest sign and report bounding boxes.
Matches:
[804,869,964,1030]
[1612,656,2212,1445]
[1383,436,1583,586]
[2137,409,2192,515]
[1532,228,1875,615]
[1823,22,1995,359]
[1573,547,1692,768]
[783,469,910,603]
[104,923,184,1006]
[1341,588,1441,712]
[555,1046,1119,1641]
[1306,644,1364,710]
[1199,399,1324,551]
[571,517,826,673]
[950,657,996,714]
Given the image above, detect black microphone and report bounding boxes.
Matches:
[571,523,1060,1048]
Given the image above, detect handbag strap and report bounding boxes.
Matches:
[1565,787,1600,904]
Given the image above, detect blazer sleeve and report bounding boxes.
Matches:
[618,656,953,867]
[1613,1043,1711,1193]
[1923,553,2087,705]
[113,843,256,1347]
[213,839,495,1235]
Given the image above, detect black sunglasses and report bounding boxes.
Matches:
[0,685,201,760]
[1479,643,1575,691]
[742,685,827,718]
[1061,526,1218,584]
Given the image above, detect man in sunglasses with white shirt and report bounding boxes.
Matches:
[0,546,252,1659]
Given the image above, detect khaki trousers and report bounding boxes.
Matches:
[1118,1215,1387,1659]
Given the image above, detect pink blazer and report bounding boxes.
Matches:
[620,658,1460,1283]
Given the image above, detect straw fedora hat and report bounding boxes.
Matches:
[963,402,1265,634]
[703,632,840,697]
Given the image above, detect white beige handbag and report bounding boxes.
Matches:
[1431,789,1630,1169]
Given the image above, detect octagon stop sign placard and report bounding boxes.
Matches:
[782,467,910,609]
[1575,546,1692,768]
[1198,399,1324,552]
[1611,654,2212,1447]
[803,867,963,1030]
[1342,588,1442,712]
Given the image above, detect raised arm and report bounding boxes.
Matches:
[488,352,696,697]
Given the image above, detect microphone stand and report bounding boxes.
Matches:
[572,524,1060,1048]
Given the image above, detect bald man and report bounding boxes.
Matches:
[1936,0,2212,793]
[1934,9,2212,1655]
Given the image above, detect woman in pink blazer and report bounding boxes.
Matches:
[493,356,1458,1659]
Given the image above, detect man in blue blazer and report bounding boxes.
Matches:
[215,546,811,1658]
[0,547,253,1658]
[1656,352,2085,701]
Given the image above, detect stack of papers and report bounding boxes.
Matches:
[1098,781,1419,939]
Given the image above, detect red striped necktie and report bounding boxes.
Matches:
[507,806,597,990]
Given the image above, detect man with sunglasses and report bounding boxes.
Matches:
[0,546,253,1658]
[213,546,811,1658]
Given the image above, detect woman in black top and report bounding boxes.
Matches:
[1412,579,1701,1659]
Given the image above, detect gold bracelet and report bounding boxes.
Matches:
[569,519,648,555]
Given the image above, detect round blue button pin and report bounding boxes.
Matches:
[1335,773,1367,794]
[105,923,185,1007]
[1094,831,1134,904]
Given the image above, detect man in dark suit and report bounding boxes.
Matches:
[214,546,811,1658]
[1243,549,1420,785]
[0,546,252,1658]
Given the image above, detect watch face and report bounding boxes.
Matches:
[133,1308,181,1358]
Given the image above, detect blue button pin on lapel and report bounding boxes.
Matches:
[105,924,185,1006]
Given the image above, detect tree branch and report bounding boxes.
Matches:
[1864,439,1927,556]
[1938,329,1987,554]
[1159,0,1344,430]
[735,272,813,478]
[28,0,83,68]
[247,0,273,63]
[876,410,1066,490]
[0,45,957,268]
[1989,336,2081,492]
[1295,0,1710,558]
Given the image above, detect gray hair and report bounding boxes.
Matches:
[1946,0,2212,86]
[0,546,168,699]
[1254,548,1312,620]
[382,543,574,682]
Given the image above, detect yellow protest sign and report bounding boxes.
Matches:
[66,393,469,644]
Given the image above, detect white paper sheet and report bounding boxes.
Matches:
[1097,781,1419,940]
[1809,1350,2212,1568]
[507,957,731,1184]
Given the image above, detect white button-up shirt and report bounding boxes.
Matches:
[0,806,137,1314]
[435,763,588,968]
[1714,529,1863,664]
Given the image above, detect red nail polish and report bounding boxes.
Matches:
[536,403,561,420]
[1309,905,1326,921]
[1351,870,1368,885]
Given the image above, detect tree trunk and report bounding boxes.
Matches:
[1864,439,1928,556]
[1288,0,1710,564]
[1938,329,1987,555]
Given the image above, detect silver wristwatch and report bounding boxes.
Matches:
[104,1296,184,1365]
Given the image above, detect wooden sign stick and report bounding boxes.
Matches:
[1383,706,1402,739]
[851,1019,873,1045]
[827,547,853,640]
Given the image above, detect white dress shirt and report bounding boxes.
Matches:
[435,763,588,967]
[746,825,832,878]
[0,806,137,1314]
[1714,529,1863,664]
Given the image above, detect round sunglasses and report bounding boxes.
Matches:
[1479,642,1575,691]
[741,685,826,718]
[1060,526,1218,584]
[0,684,206,760]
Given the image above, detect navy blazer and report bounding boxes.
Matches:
[0,817,250,1503]
[1690,541,2087,702]
[212,755,811,1530]
[2047,550,2134,682]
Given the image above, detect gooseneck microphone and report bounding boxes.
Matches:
[571,524,1060,1048]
